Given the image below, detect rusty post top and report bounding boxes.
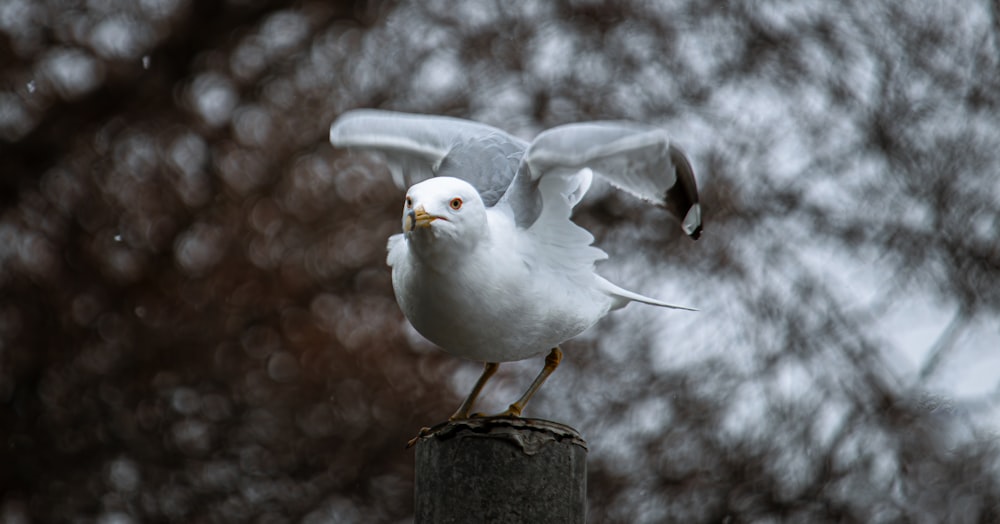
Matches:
[412,417,587,455]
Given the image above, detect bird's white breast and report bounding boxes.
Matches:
[388,215,612,362]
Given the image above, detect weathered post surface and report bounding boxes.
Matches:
[413,418,587,524]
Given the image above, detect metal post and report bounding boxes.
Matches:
[413,418,587,524]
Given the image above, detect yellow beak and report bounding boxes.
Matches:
[405,206,439,232]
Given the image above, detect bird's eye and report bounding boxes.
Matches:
[405,196,412,208]
[449,198,463,210]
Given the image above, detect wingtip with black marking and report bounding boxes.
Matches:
[665,145,703,240]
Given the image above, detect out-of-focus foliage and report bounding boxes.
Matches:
[2,0,999,522]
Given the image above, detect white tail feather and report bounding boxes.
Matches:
[597,277,698,311]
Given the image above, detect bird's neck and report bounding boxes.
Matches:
[407,229,488,269]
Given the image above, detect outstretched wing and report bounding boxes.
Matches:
[329,110,527,206]
[505,121,702,239]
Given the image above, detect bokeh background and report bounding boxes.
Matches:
[3,0,1000,522]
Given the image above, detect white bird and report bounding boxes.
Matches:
[329,109,701,421]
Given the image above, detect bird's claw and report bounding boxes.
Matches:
[409,404,525,448]
[494,405,522,418]
[406,426,433,448]
[445,411,488,421]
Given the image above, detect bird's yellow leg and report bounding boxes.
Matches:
[449,361,500,421]
[495,347,562,417]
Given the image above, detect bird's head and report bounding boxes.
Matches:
[402,177,488,256]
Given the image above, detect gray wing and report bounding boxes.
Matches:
[328,109,527,206]
[507,121,702,239]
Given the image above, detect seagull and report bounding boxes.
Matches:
[329,109,701,422]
